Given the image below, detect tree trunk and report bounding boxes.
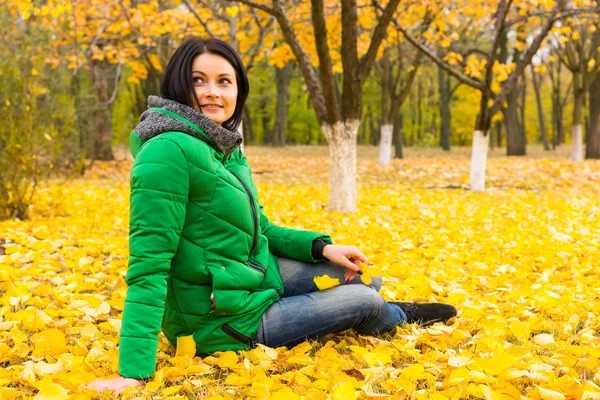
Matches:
[369,107,378,145]
[393,112,404,159]
[496,121,502,148]
[586,74,600,158]
[438,66,451,151]
[531,65,550,150]
[572,74,585,162]
[273,61,293,147]
[505,81,525,156]
[89,59,114,161]
[378,125,393,165]
[518,71,527,151]
[416,79,423,143]
[322,121,359,213]
[378,48,392,165]
[470,130,489,191]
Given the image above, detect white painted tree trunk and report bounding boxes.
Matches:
[322,120,359,213]
[378,124,393,166]
[469,130,489,192]
[572,124,582,162]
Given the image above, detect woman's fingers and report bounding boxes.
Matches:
[344,269,358,283]
[322,245,369,274]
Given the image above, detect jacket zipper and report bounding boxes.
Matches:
[247,260,265,274]
[230,172,258,255]
[221,324,256,348]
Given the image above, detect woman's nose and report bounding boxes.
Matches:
[204,82,219,98]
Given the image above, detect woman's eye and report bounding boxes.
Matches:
[219,78,231,85]
[193,77,204,84]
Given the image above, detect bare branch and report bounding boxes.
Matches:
[72,21,108,76]
[506,7,600,28]
[105,60,123,105]
[265,0,328,125]
[117,0,160,76]
[232,0,275,15]
[489,4,564,117]
[358,0,402,83]
[394,22,485,89]
[181,0,217,38]
[244,11,274,71]
[312,0,341,123]
[197,0,230,22]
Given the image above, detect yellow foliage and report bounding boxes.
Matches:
[0,149,599,397]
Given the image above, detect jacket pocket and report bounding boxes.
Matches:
[221,324,257,348]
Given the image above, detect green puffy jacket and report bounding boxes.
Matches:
[118,97,331,379]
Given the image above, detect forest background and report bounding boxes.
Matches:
[1,0,599,217]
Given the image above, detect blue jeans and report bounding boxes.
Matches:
[255,257,407,348]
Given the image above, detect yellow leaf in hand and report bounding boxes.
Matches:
[360,273,372,285]
[314,274,340,290]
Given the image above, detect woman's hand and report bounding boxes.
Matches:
[322,245,368,283]
[86,376,144,395]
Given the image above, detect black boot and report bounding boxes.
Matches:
[391,302,457,326]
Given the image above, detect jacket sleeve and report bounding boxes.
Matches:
[259,203,332,263]
[118,138,189,379]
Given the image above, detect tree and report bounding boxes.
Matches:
[588,72,600,158]
[530,63,551,150]
[552,2,600,161]
[233,0,402,212]
[396,0,570,191]
[1,1,73,219]
[438,66,452,151]
[377,41,423,164]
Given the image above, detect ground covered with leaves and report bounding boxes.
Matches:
[1,146,599,399]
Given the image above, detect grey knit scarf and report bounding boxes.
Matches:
[134,96,242,157]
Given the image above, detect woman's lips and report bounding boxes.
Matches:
[201,104,223,110]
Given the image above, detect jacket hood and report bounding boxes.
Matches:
[133,96,243,157]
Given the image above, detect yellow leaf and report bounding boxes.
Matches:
[468,370,499,384]
[400,364,425,380]
[257,343,278,360]
[161,385,182,396]
[314,274,340,290]
[216,351,239,369]
[332,381,357,400]
[272,386,301,400]
[33,361,63,377]
[226,6,239,17]
[471,355,515,376]
[534,333,555,345]
[30,329,67,357]
[538,386,566,400]
[33,376,68,400]
[360,273,372,285]
[176,335,196,357]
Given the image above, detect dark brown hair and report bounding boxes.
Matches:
[160,37,249,131]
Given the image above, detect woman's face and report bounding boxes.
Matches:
[192,52,238,125]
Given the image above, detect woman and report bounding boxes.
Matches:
[87,37,456,394]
